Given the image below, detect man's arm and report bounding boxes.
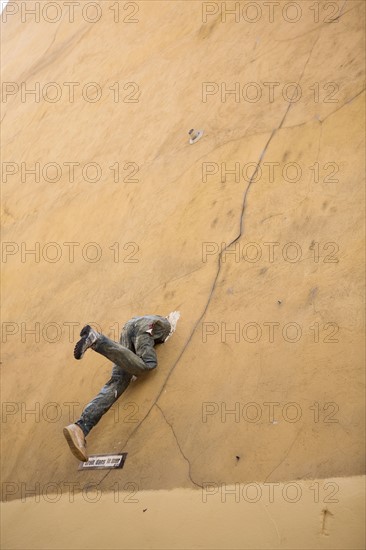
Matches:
[133,332,158,371]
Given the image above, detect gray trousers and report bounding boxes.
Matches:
[76,320,159,436]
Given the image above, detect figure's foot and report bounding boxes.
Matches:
[74,325,99,359]
[63,424,88,461]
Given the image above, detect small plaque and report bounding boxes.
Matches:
[78,453,127,470]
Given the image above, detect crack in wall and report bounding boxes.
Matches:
[319,88,365,123]
[274,1,356,43]
[155,403,202,489]
[264,430,303,483]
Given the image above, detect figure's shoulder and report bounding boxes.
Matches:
[129,314,170,328]
[139,314,167,323]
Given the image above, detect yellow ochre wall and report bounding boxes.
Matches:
[1,1,365,548]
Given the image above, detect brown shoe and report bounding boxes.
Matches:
[63,424,88,461]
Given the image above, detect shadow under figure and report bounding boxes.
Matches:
[63,312,180,461]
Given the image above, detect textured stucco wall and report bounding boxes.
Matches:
[1,0,365,547]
